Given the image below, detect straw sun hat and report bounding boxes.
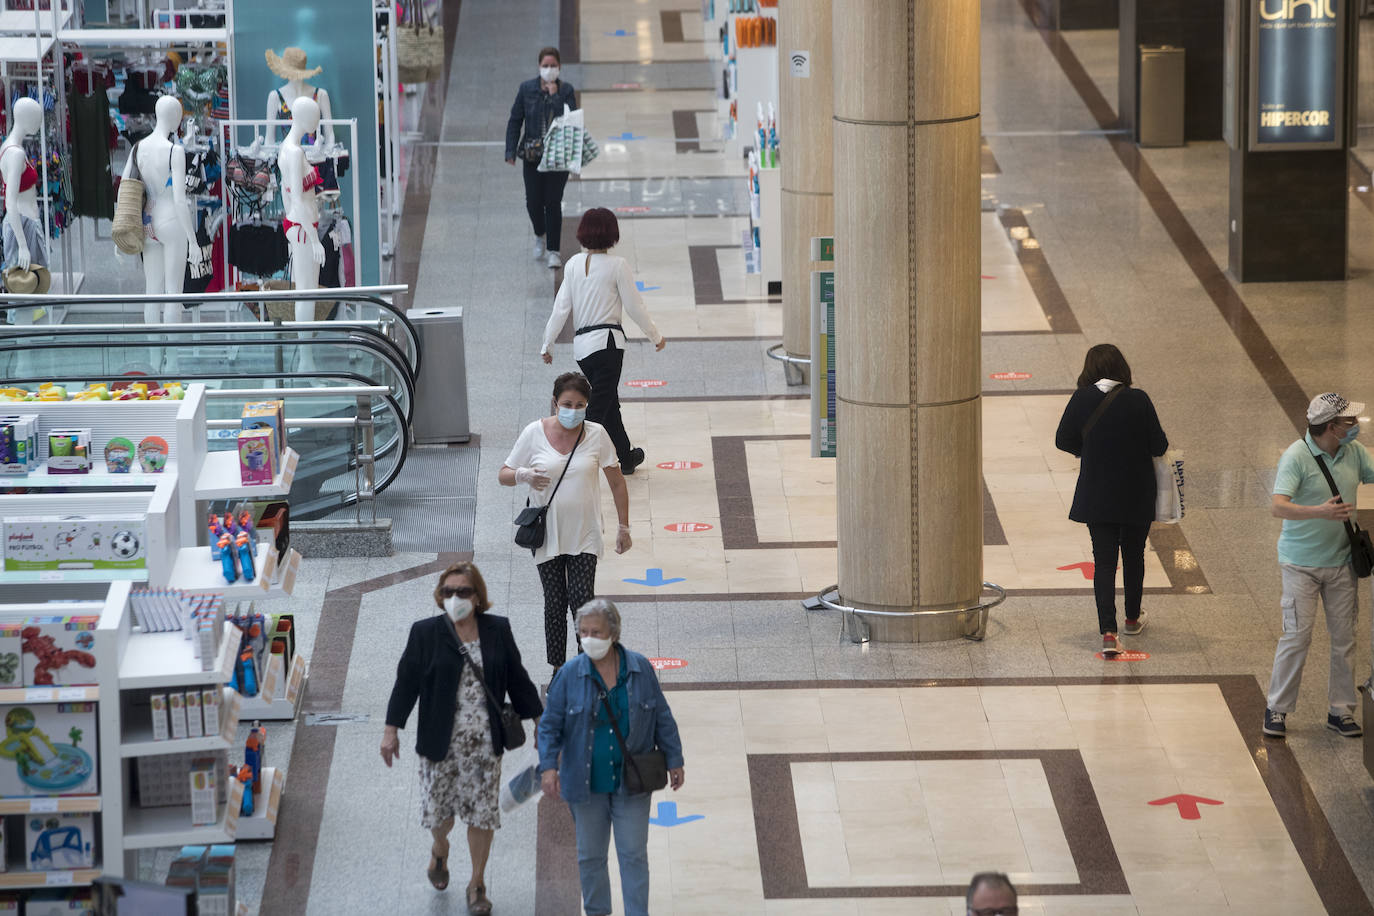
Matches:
[265,47,323,82]
[4,265,50,294]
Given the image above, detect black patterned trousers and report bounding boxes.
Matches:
[536,552,598,668]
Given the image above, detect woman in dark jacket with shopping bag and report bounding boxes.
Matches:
[1055,344,1168,659]
[505,46,578,269]
[381,560,542,915]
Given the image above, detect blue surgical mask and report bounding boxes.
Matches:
[1342,423,1361,445]
[557,406,586,429]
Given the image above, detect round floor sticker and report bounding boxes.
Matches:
[656,461,702,470]
[989,371,1032,381]
[664,522,713,533]
[649,658,688,671]
[625,379,666,388]
[1096,650,1150,661]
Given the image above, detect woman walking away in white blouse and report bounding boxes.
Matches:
[540,207,666,475]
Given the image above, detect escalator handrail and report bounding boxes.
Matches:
[0,336,416,423]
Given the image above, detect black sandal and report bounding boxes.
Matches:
[427,852,449,891]
[467,883,492,915]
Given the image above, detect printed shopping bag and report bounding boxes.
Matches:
[581,131,600,169]
[1154,450,1184,524]
[539,105,588,174]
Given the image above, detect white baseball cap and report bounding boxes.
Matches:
[1307,392,1366,425]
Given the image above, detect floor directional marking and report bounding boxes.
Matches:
[1148,794,1223,820]
[649,801,703,827]
[623,568,686,587]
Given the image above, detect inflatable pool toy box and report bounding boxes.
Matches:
[0,702,98,797]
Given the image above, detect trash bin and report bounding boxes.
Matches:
[406,306,470,444]
[1138,45,1185,148]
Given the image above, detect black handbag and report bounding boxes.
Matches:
[598,688,668,795]
[513,427,582,552]
[457,641,526,751]
[1314,453,1374,578]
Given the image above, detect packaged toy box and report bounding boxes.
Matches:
[0,703,98,797]
[236,429,277,486]
[0,619,23,688]
[2,517,147,572]
[136,750,227,807]
[0,415,38,475]
[240,400,286,455]
[24,889,94,916]
[46,429,92,474]
[24,812,94,870]
[20,616,99,687]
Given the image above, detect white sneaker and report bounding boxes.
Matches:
[546,251,562,269]
[532,237,545,259]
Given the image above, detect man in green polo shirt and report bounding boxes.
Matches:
[1264,392,1374,739]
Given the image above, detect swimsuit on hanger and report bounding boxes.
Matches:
[0,145,38,194]
[275,87,320,144]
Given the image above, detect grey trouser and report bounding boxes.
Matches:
[1266,563,1358,715]
[2,214,47,268]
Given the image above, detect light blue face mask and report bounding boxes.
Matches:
[1342,423,1361,445]
[558,406,586,429]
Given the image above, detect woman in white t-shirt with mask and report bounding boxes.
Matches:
[541,207,666,475]
[501,372,633,673]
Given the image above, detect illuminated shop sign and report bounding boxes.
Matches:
[1249,0,1345,150]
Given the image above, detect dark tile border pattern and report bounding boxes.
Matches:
[993,208,1081,335]
[749,749,1126,898]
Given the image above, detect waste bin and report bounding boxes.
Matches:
[406,306,470,444]
[1138,45,1185,148]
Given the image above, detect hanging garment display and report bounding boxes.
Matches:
[70,83,115,219]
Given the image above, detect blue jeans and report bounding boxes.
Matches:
[569,790,652,916]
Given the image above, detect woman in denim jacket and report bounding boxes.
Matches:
[538,598,685,916]
[505,46,578,269]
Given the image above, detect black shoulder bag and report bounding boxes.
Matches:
[457,641,526,751]
[597,687,668,795]
[1081,384,1125,439]
[1312,453,1374,578]
[513,427,582,552]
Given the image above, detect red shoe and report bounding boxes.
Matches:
[1101,633,1122,658]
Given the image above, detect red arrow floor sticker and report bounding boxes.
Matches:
[989,371,1032,381]
[664,522,713,533]
[625,379,666,388]
[1148,794,1223,820]
[1096,650,1150,661]
[1057,562,1096,580]
[656,461,702,470]
[649,658,688,671]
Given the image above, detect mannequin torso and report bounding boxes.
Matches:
[281,96,326,328]
[267,81,333,147]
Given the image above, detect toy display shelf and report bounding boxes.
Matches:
[234,767,283,841]
[0,868,102,889]
[167,543,296,599]
[1,461,175,488]
[239,653,308,721]
[195,448,298,500]
[117,621,237,691]
[119,687,241,758]
[0,795,101,816]
[122,777,245,851]
[0,487,168,587]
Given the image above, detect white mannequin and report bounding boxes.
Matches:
[280,96,326,325]
[121,95,202,324]
[264,48,334,149]
[2,98,43,324]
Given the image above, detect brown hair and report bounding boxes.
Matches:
[576,208,620,253]
[537,47,560,66]
[1076,343,1132,388]
[433,561,491,614]
[553,371,592,402]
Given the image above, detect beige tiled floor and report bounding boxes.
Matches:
[599,685,1326,915]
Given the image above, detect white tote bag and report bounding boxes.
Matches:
[1154,450,1184,523]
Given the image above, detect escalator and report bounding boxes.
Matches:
[0,290,422,519]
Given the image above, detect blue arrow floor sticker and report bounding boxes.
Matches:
[635,281,661,292]
[649,801,703,827]
[605,29,631,36]
[610,131,646,141]
[622,568,686,587]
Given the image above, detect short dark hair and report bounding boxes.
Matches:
[433,561,490,614]
[538,46,560,65]
[1076,343,1132,388]
[966,872,1017,906]
[576,208,620,251]
[553,371,592,402]
[1310,422,1332,438]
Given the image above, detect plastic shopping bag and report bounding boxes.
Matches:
[1154,450,1184,524]
[499,746,543,813]
[539,105,588,174]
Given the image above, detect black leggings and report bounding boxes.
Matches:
[578,342,632,464]
[536,552,598,668]
[1087,523,1150,634]
[522,160,570,252]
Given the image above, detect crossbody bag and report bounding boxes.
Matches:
[597,687,668,795]
[456,641,526,751]
[513,426,582,552]
[1080,384,1125,439]
[1312,452,1374,578]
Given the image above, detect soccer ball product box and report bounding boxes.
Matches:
[24,812,95,870]
[2,517,147,572]
[0,703,98,797]
[21,616,99,687]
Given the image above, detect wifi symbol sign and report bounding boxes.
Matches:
[789,51,810,78]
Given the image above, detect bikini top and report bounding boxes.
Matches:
[275,87,321,144]
[0,145,37,194]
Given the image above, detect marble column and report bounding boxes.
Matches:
[778,0,833,380]
[832,0,983,641]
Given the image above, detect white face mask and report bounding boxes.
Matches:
[558,406,586,429]
[581,635,613,661]
[540,66,560,83]
[444,595,474,622]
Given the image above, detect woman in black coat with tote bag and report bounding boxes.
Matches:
[1055,344,1168,658]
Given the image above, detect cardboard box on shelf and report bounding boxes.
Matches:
[168,693,187,740]
[240,400,286,456]
[135,751,227,808]
[185,691,204,738]
[23,889,93,916]
[0,893,16,913]
[45,429,93,474]
[188,757,218,826]
[0,702,98,797]
[3,517,147,573]
[150,694,169,741]
[0,415,37,475]
[235,429,277,487]
[20,616,99,687]
[24,811,95,869]
[0,621,22,688]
